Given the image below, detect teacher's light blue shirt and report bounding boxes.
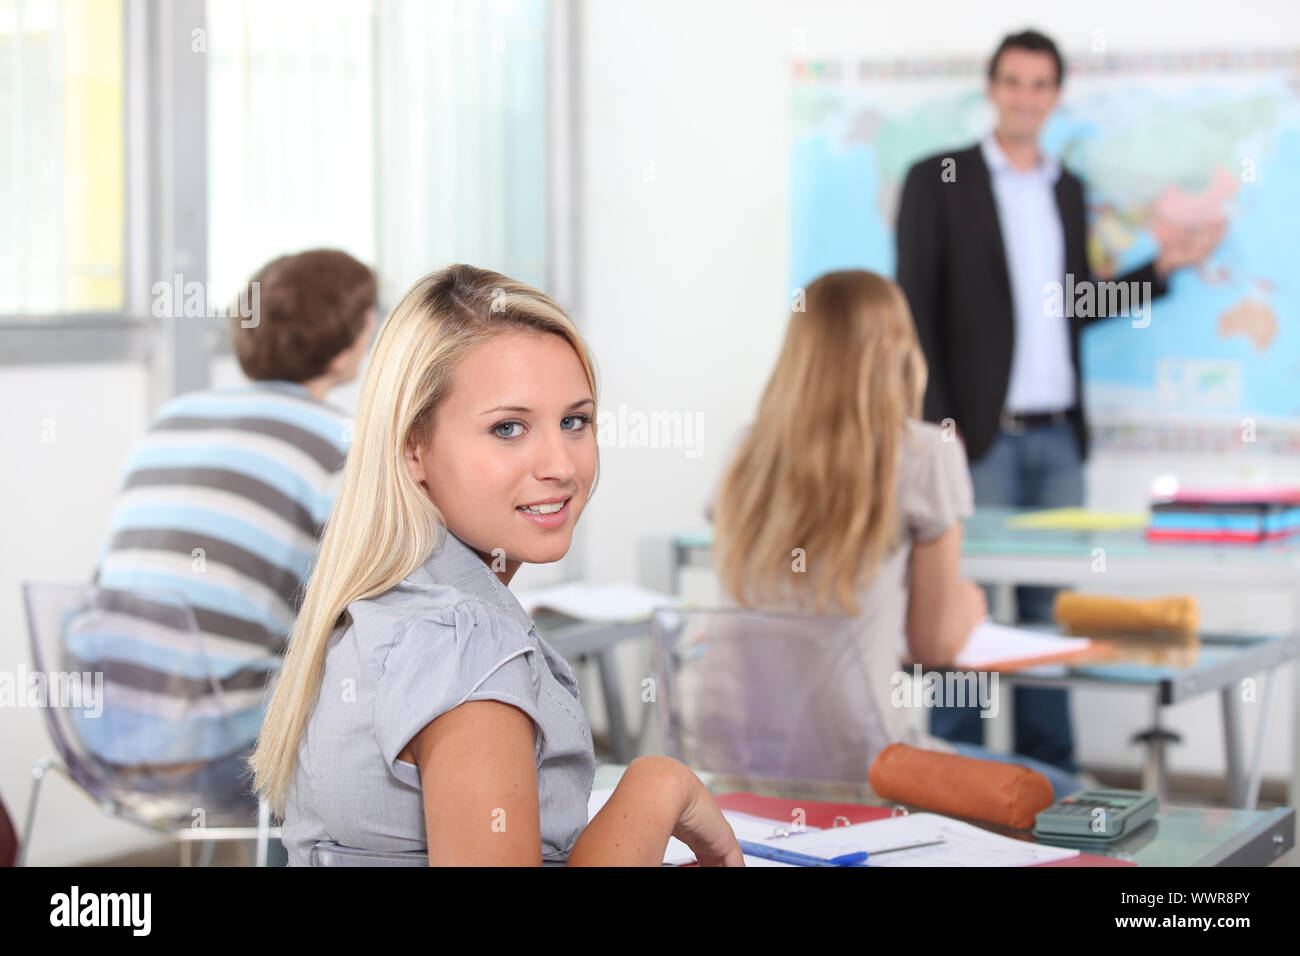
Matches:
[981,133,1073,414]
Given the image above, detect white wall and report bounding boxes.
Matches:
[574,0,1300,783]
[1,365,161,864]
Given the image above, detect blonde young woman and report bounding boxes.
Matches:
[711,269,1079,798]
[251,264,742,865]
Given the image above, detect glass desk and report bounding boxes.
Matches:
[953,507,1300,812]
[672,512,1300,594]
[594,764,1295,867]
[670,511,1300,808]
[969,630,1297,810]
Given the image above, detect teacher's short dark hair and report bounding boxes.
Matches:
[987,30,1064,87]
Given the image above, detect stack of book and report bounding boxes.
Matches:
[1147,486,1300,543]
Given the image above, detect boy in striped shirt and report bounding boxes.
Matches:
[84,249,377,769]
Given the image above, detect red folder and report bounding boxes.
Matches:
[713,792,1134,867]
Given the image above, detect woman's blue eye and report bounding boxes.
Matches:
[495,415,589,438]
[493,421,524,438]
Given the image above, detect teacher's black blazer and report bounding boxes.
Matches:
[894,142,1167,463]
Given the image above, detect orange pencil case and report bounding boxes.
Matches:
[1053,591,1198,641]
[868,743,1055,830]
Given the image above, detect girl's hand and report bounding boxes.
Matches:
[568,755,744,865]
[671,768,745,867]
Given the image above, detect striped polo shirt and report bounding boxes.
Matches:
[82,380,350,765]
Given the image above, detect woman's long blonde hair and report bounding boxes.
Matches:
[713,270,925,615]
[250,264,599,814]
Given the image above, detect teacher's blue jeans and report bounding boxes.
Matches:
[928,420,1082,774]
[950,743,1081,801]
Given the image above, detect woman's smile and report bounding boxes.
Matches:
[516,494,572,529]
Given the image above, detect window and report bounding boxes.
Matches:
[206,0,550,307]
[1,0,558,390]
[375,0,551,297]
[205,0,375,305]
[0,0,125,315]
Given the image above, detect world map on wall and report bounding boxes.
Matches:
[790,52,1300,442]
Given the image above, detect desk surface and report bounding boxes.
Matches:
[964,507,1300,564]
[670,510,1300,813]
[531,610,650,656]
[672,525,1298,699]
[675,508,1300,566]
[988,631,1298,704]
[594,764,1294,866]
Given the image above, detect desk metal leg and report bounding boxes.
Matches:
[256,798,271,867]
[1292,581,1300,808]
[1294,655,1300,808]
[988,674,1014,754]
[597,648,634,763]
[1243,669,1278,812]
[1140,695,1170,804]
[1221,687,1244,808]
[992,583,1016,625]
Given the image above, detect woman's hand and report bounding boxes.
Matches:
[569,755,743,865]
[671,768,745,867]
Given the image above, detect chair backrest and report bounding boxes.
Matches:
[22,582,250,771]
[651,606,891,783]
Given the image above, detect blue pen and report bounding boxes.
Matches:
[737,840,869,866]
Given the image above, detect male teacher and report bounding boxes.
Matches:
[895,30,1221,772]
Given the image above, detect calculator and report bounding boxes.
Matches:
[1032,789,1158,841]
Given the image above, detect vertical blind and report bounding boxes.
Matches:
[207,0,549,309]
[206,0,377,305]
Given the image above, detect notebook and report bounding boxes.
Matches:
[1148,486,1300,542]
[587,788,1082,866]
[758,813,1080,867]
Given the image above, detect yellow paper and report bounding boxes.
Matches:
[1005,507,1147,531]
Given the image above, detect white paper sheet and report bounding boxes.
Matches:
[515,581,680,623]
[953,620,1092,669]
[765,813,1080,867]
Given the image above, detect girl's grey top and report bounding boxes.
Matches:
[707,419,973,764]
[282,529,596,865]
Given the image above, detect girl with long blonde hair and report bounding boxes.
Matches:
[716,270,935,616]
[252,264,741,865]
[710,270,1080,796]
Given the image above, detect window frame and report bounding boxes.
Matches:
[0,0,575,419]
[0,0,210,411]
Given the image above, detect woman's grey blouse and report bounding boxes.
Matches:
[282,529,596,865]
